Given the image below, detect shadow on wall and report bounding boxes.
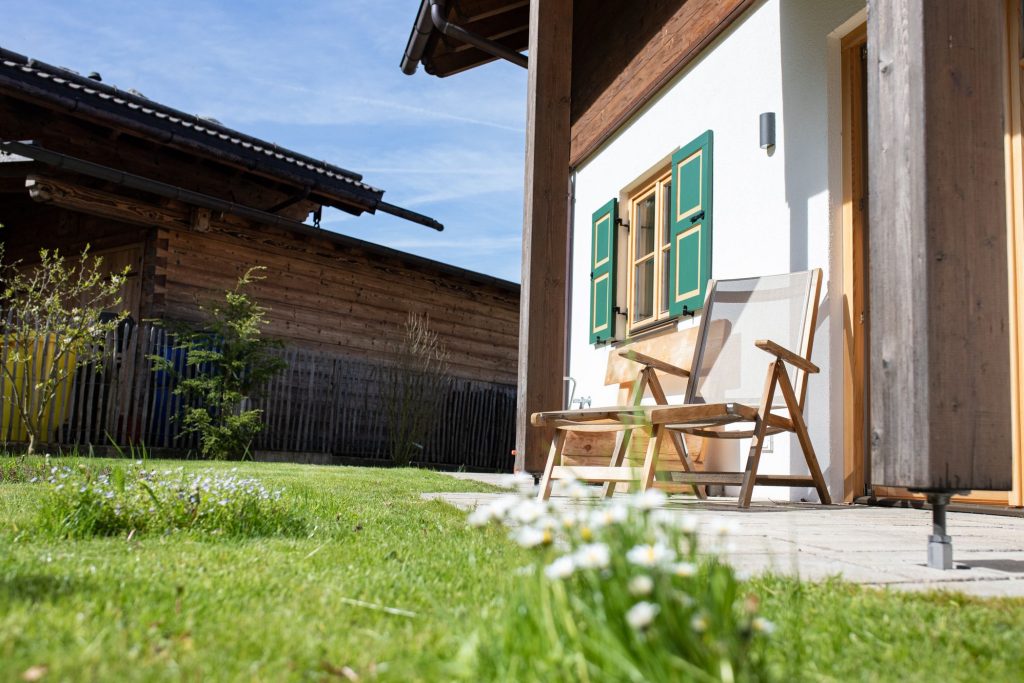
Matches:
[779,0,865,500]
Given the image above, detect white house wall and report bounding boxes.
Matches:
[569,0,864,501]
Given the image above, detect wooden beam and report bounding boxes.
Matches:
[516,0,572,473]
[868,0,1012,491]
[569,0,756,166]
[26,175,191,230]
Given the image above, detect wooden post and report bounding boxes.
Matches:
[516,0,573,473]
[868,0,1012,491]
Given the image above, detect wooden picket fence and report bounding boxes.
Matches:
[0,322,517,470]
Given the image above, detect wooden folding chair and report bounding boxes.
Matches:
[533,269,830,509]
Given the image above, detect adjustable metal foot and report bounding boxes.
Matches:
[924,492,956,570]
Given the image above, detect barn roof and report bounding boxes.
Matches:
[0,46,440,229]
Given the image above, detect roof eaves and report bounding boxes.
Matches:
[0,46,384,211]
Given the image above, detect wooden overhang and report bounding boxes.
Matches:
[0,46,441,230]
[401,0,529,77]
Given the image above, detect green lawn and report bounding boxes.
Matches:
[1,458,1022,682]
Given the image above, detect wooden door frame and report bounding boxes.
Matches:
[840,22,868,503]
[1005,0,1024,507]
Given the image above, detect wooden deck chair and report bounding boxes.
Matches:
[533,269,830,508]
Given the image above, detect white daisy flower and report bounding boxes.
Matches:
[679,513,700,533]
[590,503,628,529]
[631,488,667,511]
[467,507,493,527]
[691,613,708,633]
[535,515,559,532]
[751,617,776,635]
[544,555,576,580]
[628,574,654,596]
[626,601,660,630]
[626,543,676,568]
[671,561,697,577]
[511,499,548,525]
[512,526,551,548]
[573,543,611,570]
[564,480,593,500]
[560,510,580,529]
[484,494,521,521]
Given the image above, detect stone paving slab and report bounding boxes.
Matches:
[427,474,1024,598]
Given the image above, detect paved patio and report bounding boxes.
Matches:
[428,473,1024,598]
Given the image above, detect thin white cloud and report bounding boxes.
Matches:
[0,0,527,281]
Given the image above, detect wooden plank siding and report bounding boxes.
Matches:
[569,0,757,165]
[1,181,519,386]
[156,224,519,384]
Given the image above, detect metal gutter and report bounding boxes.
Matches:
[2,140,442,232]
[401,1,434,75]
[401,0,528,75]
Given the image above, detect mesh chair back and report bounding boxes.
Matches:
[685,270,821,408]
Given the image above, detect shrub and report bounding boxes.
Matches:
[0,241,128,454]
[152,267,285,460]
[462,482,772,682]
[36,461,306,538]
[381,313,451,466]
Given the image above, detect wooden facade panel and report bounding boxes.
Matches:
[569,0,754,165]
[869,0,1012,490]
[164,286,524,382]
[161,227,519,384]
[164,227,519,323]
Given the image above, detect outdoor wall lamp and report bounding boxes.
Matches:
[760,112,776,150]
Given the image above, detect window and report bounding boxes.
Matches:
[588,130,713,345]
[628,172,673,332]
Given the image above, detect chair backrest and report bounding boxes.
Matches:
[685,269,822,409]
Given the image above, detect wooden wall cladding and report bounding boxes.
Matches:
[570,0,755,165]
[159,224,520,385]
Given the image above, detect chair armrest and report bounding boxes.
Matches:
[755,339,819,374]
[617,350,690,377]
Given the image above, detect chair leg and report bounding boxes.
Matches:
[776,368,832,505]
[667,430,708,500]
[738,362,779,508]
[639,424,665,492]
[647,371,706,499]
[537,430,567,501]
[602,428,633,498]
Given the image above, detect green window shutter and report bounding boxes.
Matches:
[590,198,618,344]
[669,130,713,317]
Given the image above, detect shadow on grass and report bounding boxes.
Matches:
[0,572,91,605]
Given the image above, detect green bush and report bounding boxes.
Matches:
[152,267,285,460]
[461,483,772,682]
[36,461,306,538]
[0,240,128,455]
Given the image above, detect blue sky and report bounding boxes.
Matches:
[1,1,527,282]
